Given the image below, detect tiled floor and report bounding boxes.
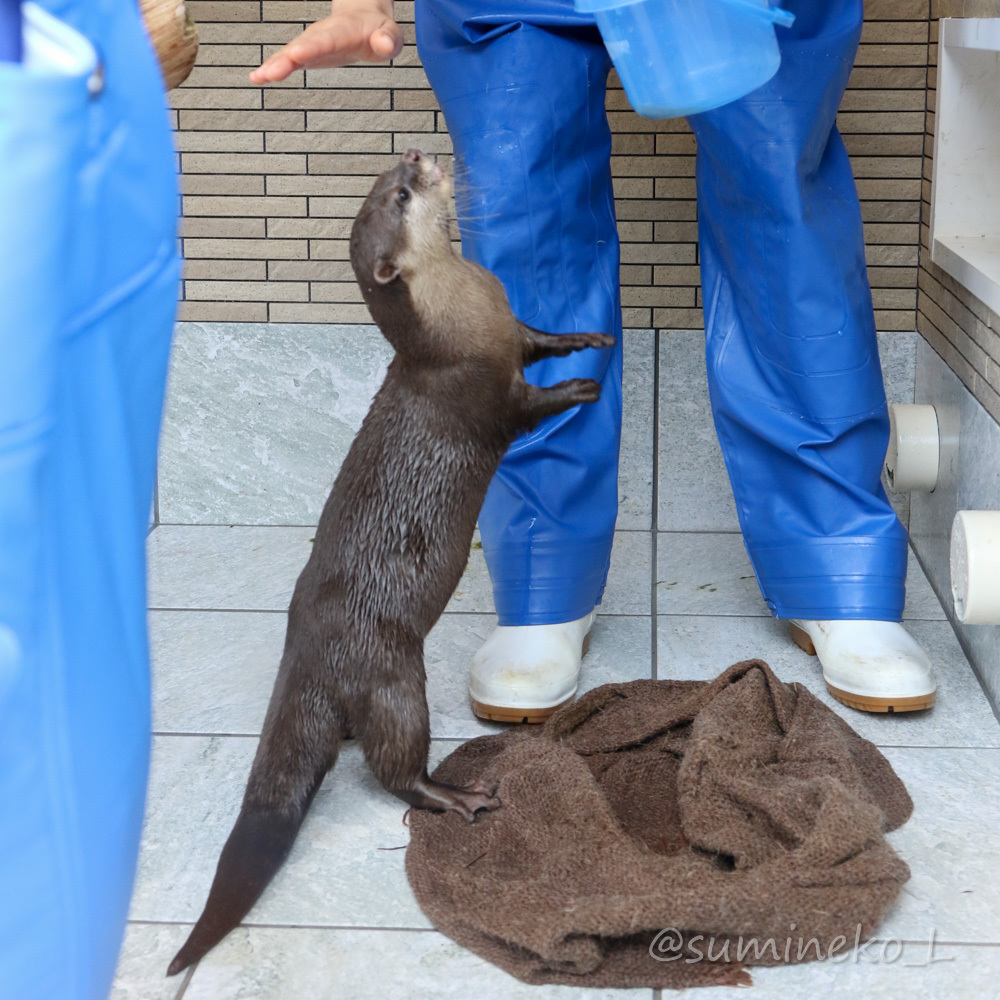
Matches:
[116,328,1000,999]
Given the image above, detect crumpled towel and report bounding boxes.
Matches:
[406,660,912,989]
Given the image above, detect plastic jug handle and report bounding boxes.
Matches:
[765,4,796,27]
[722,0,796,28]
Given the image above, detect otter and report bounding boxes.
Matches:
[167,148,615,976]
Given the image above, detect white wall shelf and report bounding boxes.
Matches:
[930,18,1000,317]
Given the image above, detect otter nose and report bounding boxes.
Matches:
[403,148,423,163]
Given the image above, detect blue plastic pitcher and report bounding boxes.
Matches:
[575,0,796,119]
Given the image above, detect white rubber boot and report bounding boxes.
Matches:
[469,612,595,724]
[789,619,936,713]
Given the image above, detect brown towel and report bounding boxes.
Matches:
[405,660,912,989]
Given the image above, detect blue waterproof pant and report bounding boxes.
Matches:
[0,2,178,998]
[416,0,908,626]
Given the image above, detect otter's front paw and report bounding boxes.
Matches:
[561,378,602,405]
[576,333,616,351]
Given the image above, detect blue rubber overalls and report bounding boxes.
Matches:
[0,2,178,997]
[416,0,909,626]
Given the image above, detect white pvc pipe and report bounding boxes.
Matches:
[884,404,940,493]
[950,510,1000,624]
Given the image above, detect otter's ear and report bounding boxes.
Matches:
[373,257,400,285]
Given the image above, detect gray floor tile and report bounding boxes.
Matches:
[117,849,1000,999]
[136,322,1000,998]
[130,736,432,929]
[618,329,655,530]
[655,533,945,621]
[127,739,1000,995]
[182,926,652,1000]
[657,330,739,533]
[149,610,651,740]
[148,525,650,616]
[882,748,1000,943]
[425,613,552,739]
[149,610,283,735]
[903,549,949,621]
[159,323,656,533]
[665,942,1000,998]
[655,615,1000,749]
[158,323,391,526]
[127,743,1000,996]
[148,525,314,611]
[656,532,764,617]
[110,922,191,1000]
[603,531,652,614]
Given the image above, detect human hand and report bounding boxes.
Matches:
[249,0,402,84]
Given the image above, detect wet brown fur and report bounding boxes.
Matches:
[167,150,615,977]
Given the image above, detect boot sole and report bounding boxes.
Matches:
[470,633,590,724]
[789,623,936,714]
[470,697,574,724]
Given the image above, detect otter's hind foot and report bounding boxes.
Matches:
[396,775,500,823]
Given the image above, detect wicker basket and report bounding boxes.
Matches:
[139,0,199,90]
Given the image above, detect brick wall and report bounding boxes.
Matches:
[917,0,1000,424]
[174,0,930,331]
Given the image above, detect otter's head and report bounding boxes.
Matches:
[350,149,453,301]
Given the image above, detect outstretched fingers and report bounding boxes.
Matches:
[249,13,403,84]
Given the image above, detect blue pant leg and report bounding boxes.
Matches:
[688,0,908,621]
[417,2,623,626]
[0,1,178,997]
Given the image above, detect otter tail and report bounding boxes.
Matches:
[168,671,341,977]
